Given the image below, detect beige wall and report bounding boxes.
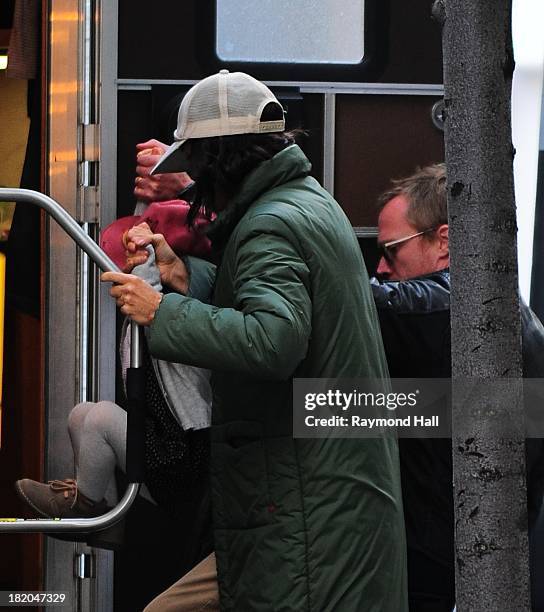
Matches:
[0,71,30,186]
[0,71,30,237]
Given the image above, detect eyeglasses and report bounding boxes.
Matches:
[377,227,437,265]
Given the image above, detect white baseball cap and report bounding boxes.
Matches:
[151,70,286,175]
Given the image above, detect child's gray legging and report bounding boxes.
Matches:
[68,400,154,504]
[68,401,126,502]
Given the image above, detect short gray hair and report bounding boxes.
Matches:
[377,163,447,234]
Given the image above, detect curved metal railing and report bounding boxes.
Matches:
[0,188,141,533]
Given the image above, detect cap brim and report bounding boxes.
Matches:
[151,140,189,175]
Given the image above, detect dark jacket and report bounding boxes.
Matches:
[371,269,544,600]
[149,145,408,611]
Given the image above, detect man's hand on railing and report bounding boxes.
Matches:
[101,271,163,326]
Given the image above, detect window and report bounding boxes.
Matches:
[197,0,383,83]
[216,0,365,65]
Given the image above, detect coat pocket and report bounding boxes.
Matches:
[211,421,271,529]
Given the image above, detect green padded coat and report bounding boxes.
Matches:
[149,145,407,611]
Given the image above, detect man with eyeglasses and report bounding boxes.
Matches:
[370,163,544,611]
[374,164,448,283]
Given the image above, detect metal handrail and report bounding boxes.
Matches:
[0,188,141,533]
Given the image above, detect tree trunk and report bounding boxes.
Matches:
[438,0,530,609]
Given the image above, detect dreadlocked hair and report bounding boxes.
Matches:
[185,101,306,226]
[187,131,305,225]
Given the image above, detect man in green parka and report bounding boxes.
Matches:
[103,70,407,611]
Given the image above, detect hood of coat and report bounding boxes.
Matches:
[207,144,312,250]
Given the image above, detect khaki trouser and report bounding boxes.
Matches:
[144,553,219,612]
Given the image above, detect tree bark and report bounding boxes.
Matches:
[440,1,530,610]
